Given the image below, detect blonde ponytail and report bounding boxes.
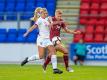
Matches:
[30,7,42,21]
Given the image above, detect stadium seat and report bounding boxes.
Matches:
[17,29,27,43]
[6,12,17,20]
[21,12,33,20]
[80,10,89,19]
[96,19,105,25]
[91,0,100,3]
[104,35,107,42]
[95,25,104,33]
[26,34,37,43]
[94,34,104,42]
[18,29,27,34]
[101,0,107,3]
[0,34,7,42]
[84,33,93,42]
[36,0,46,3]
[90,10,99,19]
[8,29,17,33]
[81,0,91,3]
[0,29,7,42]
[100,3,107,11]
[7,29,17,42]
[104,27,107,34]
[80,10,89,15]
[0,29,7,34]
[90,3,99,11]
[25,3,35,12]
[5,3,15,12]
[26,0,35,3]
[85,25,94,33]
[6,0,16,3]
[36,2,45,7]
[87,19,97,25]
[46,3,56,16]
[73,34,83,42]
[0,16,4,20]
[26,29,39,43]
[16,0,25,3]
[30,29,39,34]
[15,3,25,12]
[0,3,5,12]
[100,11,107,19]
[0,0,5,3]
[7,34,17,42]
[80,3,90,11]
[46,0,56,4]
[79,18,88,25]
[17,35,26,43]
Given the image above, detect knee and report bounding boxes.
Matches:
[64,53,68,56]
[39,54,43,59]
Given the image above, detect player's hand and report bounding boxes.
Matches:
[75,31,81,34]
[23,32,28,37]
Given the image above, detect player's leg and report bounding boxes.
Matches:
[79,55,85,65]
[21,46,45,66]
[21,55,37,66]
[43,36,61,70]
[73,55,78,65]
[55,43,74,72]
[43,54,51,71]
[47,45,63,74]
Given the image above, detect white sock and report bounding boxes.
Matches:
[40,59,45,65]
[51,55,57,69]
[28,54,39,62]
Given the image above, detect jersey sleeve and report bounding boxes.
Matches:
[34,19,41,26]
[61,21,66,29]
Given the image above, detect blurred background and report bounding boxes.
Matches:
[0,0,107,66]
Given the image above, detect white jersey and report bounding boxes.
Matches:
[35,17,50,38]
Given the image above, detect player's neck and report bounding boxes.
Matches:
[41,16,46,19]
[55,17,61,21]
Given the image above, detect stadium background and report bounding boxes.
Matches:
[0,0,77,64]
[0,0,107,80]
[0,0,107,65]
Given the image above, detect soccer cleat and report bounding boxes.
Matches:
[66,67,74,72]
[53,69,63,74]
[42,65,46,73]
[21,57,28,66]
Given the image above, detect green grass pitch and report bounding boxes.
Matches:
[0,64,107,80]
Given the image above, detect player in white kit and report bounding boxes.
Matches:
[21,8,63,74]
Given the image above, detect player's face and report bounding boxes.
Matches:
[79,39,83,43]
[41,11,48,18]
[56,13,62,20]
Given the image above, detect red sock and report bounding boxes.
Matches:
[63,54,69,69]
[44,56,51,67]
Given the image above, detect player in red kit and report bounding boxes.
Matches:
[43,9,81,72]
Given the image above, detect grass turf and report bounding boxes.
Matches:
[0,64,107,80]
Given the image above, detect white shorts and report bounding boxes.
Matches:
[37,36,53,47]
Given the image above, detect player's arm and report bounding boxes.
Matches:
[61,21,80,34]
[63,27,81,34]
[23,24,38,37]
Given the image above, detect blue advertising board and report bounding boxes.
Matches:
[69,43,107,61]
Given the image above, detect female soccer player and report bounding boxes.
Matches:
[43,9,81,72]
[21,8,63,74]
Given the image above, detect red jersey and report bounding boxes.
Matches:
[50,17,66,40]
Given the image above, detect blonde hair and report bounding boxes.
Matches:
[55,9,62,14]
[40,8,48,14]
[30,7,42,21]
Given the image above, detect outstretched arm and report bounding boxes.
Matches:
[23,24,38,37]
[63,27,81,34]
